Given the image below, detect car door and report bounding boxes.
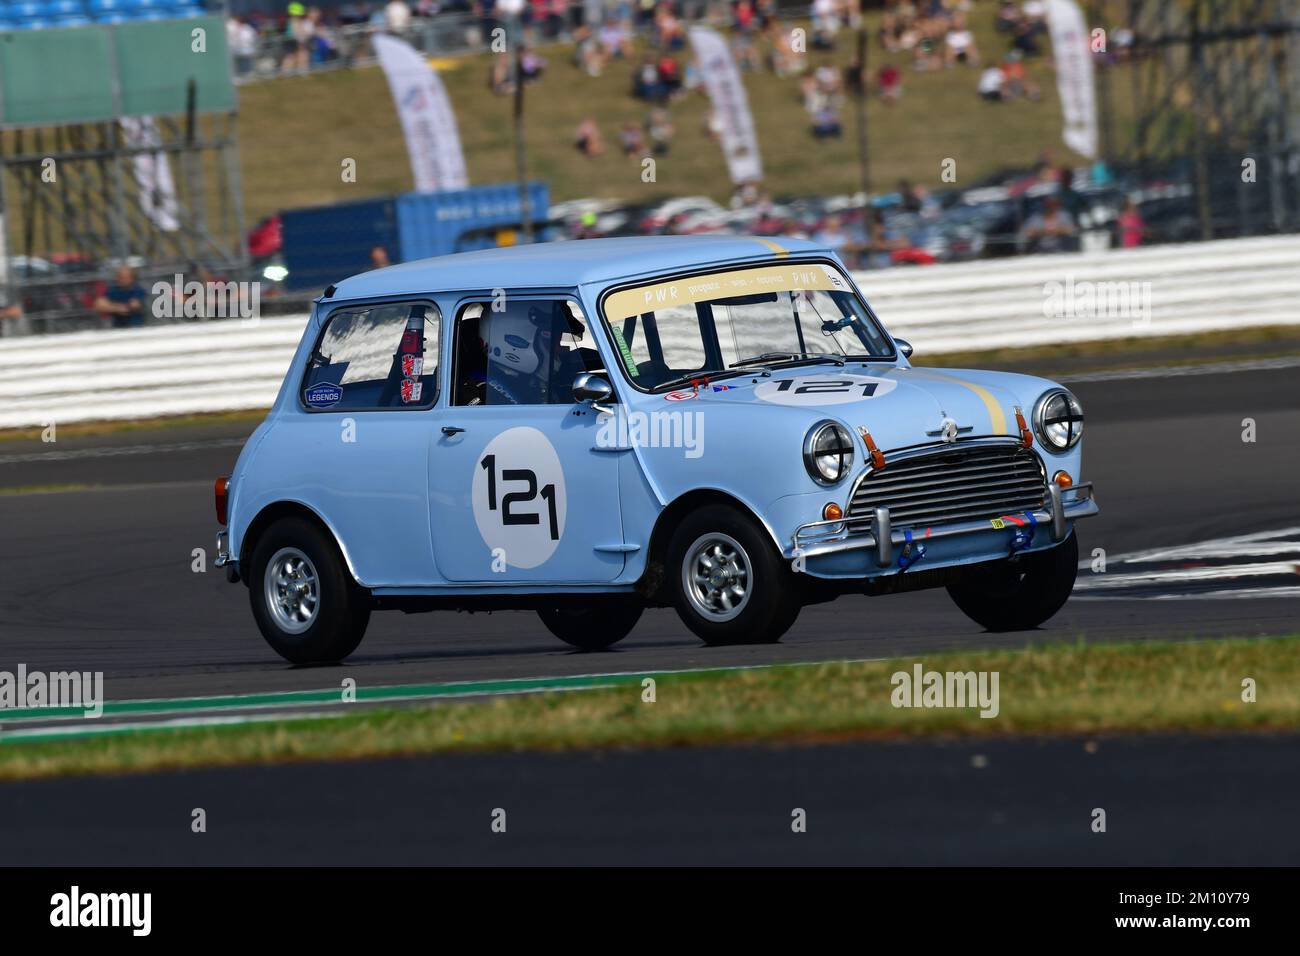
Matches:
[283,299,442,586]
[427,296,626,584]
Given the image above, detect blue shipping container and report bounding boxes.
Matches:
[280,196,400,292]
[396,182,550,262]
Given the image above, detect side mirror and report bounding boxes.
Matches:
[894,338,914,359]
[573,372,614,413]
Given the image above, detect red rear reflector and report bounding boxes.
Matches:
[215,476,230,526]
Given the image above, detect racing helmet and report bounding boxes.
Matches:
[486,305,550,376]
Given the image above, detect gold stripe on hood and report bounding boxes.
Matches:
[901,368,1009,436]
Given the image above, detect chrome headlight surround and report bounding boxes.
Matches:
[803,420,855,485]
[1032,388,1084,452]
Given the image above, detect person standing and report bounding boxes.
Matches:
[95,265,147,329]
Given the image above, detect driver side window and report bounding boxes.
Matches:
[452,299,601,407]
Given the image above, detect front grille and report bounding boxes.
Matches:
[846,442,1047,534]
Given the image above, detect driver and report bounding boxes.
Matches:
[483,304,554,405]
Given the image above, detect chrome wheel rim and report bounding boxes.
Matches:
[264,547,319,635]
[682,532,752,622]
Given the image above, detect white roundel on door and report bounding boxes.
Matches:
[472,426,568,569]
[754,374,898,406]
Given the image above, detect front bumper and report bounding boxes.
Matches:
[792,481,1098,566]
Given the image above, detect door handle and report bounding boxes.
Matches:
[441,426,465,436]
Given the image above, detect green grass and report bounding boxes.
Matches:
[232,11,1108,225]
[2,637,1295,781]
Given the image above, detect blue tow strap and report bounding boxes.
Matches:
[1010,512,1037,552]
[898,529,927,570]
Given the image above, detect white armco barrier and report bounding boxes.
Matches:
[1,234,1298,429]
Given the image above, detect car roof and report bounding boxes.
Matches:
[325,235,831,301]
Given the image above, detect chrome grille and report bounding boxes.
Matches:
[846,442,1047,534]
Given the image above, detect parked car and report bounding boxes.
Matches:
[215,236,1098,664]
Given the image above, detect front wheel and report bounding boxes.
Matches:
[946,533,1079,632]
[249,516,371,664]
[537,603,643,651]
[666,504,801,645]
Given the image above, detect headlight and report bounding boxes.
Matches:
[803,420,854,484]
[1033,389,1084,451]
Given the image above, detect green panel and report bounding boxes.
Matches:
[0,27,116,126]
[114,16,234,117]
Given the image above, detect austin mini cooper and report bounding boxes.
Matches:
[215,236,1097,664]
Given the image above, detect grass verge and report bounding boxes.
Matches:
[2,637,1295,781]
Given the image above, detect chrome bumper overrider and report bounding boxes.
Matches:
[791,481,1098,564]
[214,530,233,568]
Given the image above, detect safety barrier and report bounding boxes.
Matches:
[1,234,1297,429]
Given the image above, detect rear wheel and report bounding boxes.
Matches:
[249,517,370,664]
[537,603,643,651]
[666,504,800,645]
[946,533,1078,631]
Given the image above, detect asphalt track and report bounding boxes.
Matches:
[1,356,1298,865]
[3,734,1297,865]
[1,359,1297,702]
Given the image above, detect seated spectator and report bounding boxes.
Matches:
[978,64,1004,101]
[1019,196,1077,253]
[95,266,147,329]
[944,13,979,67]
[573,27,606,77]
[574,117,605,157]
[633,58,664,101]
[599,18,632,60]
[810,0,839,50]
[654,4,685,50]
[520,48,547,82]
[878,63,903,102]
[657,55,682,97]
[619,121,646,156]
[646,108,674,154]
[1000,50,1040,99]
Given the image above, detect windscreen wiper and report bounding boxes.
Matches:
[731,352,846,369]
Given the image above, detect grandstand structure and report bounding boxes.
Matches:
[0,0,207,30]
[0,3,245,335]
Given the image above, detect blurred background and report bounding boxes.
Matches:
[1,0,1298,335]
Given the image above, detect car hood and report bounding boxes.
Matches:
[659,363,1037,450]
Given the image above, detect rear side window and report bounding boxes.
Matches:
[302,302,440,411]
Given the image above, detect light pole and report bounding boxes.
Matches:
[502,1,533,243]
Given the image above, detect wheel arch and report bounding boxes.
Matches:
[640,487,783,601]
[238,500,360,588]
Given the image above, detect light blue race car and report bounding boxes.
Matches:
[214,236,1098,664]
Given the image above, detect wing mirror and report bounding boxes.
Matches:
[573,372,615,414]
[894,338,914,359]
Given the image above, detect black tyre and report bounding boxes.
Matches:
[248,516,371,664]
[537,603,643,651]
[666,504,801,645]
[946,533,1079,632]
